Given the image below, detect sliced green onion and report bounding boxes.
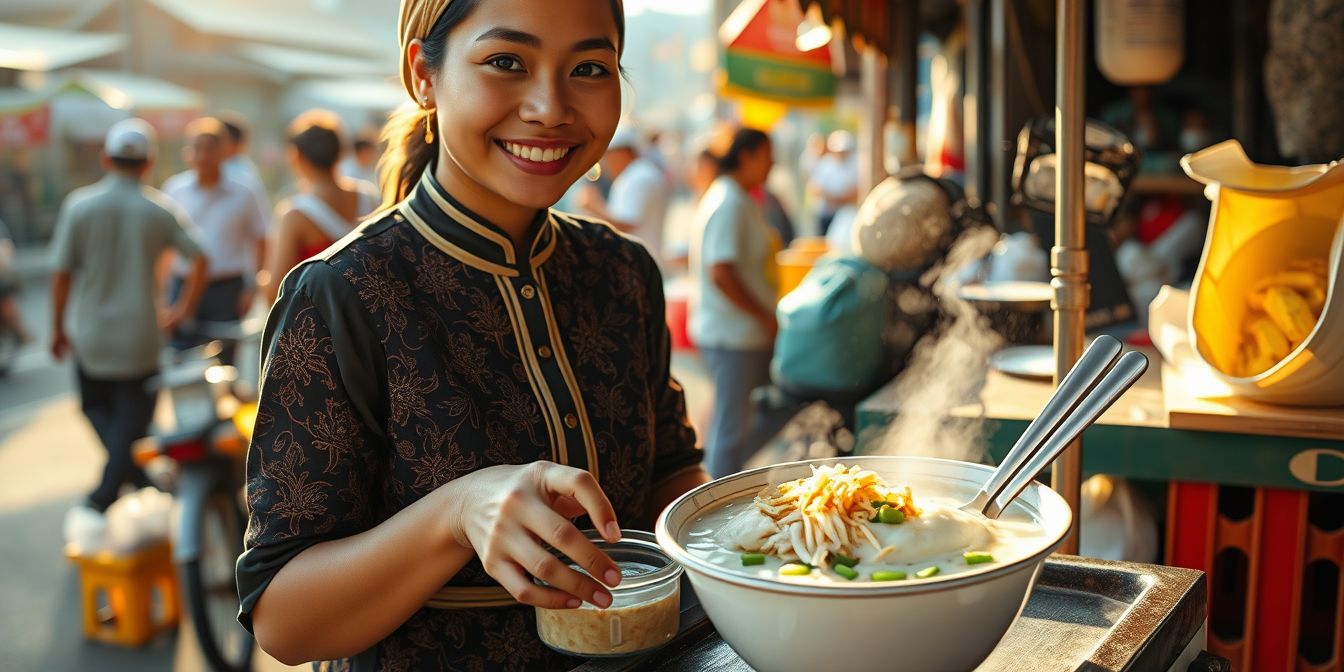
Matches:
[871,570,907,582]
[833,563,859,580]
[964,552,995,565]
[915,566,940,579]
[740,553,766,566]
[832,553,860,568]
[780,563,812,576]
[878,507,906,524]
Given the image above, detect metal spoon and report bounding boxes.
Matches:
[963,336,1150,519]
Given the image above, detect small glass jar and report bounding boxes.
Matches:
[534,530,682,657]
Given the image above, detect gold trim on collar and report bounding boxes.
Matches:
[533,214,560,267]
[400,203,519,277]
[536,270,600,480]
[494,275,569,466]
[417,170,518,265]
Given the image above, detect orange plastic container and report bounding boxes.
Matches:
[66,541,180,647]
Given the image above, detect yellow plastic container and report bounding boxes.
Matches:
[776,244,829,300]
[66,541,180,647]
[1181,140,1344,406]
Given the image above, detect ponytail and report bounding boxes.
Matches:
[378,103,438,208]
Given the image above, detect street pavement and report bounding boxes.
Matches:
[0,272,300,671]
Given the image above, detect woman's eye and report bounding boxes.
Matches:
[572,62,610,78]
[488,56,523,72]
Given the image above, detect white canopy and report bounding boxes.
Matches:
[148,0,385,56]
[0,22,124,72]
[68,70,203,111]
[236,43,389,78]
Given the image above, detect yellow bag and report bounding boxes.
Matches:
[1181,140,1344,406]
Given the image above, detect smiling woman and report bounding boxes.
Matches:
[235,1,708,670]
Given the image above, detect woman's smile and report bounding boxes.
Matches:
[496,138,580,176]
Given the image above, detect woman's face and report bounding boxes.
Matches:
[415,0,622,218]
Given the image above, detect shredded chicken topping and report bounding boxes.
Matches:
[751,464,920,566]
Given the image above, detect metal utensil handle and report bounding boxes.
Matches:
[985,350,1149,519]
[969,335,1123,515]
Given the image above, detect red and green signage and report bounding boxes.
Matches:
[720,0,835,106]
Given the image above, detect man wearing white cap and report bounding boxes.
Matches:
[49,118,208,513]
[577,125,671,265]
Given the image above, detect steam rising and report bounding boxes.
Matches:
[865,228,1004,463]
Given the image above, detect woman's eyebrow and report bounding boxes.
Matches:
[475,27,616,53]
[476,27,541,47]
[572,37,617,53]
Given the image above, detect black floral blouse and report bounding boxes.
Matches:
[236,167,702,671]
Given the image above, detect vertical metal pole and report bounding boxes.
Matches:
[859,48,888,198]
[963,0,990,203]
[988,0,1009,221]
[895,0,920,167]
[1051,0,1088,555]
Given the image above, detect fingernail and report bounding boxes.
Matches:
[566,599,581,609]
[593,591,612,609]
[605,522,621,541]
[604,569,621,587]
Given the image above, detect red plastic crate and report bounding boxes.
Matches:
[1166,483,1343,671]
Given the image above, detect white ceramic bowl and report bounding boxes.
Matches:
[655,456,1071,672]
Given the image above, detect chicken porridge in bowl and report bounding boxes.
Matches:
[655,456,1071,672]
[683,464,1052,584]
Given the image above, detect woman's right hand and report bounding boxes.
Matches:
[445,462,624,610]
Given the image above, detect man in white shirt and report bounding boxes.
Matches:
[218,112,270,217]
[807,130,860,235]
[162,117,267,362]
[577,126,670,265]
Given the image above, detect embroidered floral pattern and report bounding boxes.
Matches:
[243,204,700,671]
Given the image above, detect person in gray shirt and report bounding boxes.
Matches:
[49,118,209,513]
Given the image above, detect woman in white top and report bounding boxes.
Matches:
[260,110,380,305]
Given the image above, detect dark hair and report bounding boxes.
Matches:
[717,127,771,174]
[218,111,249,145]
[185,116,227,144]
[288,109,345,170]
[110,157,149,172]
[353,137,376,153]
[379,0,627,206]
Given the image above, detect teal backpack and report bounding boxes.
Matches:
[771,255,890,393]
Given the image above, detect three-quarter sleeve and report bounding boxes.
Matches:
[236,261,387,632]
[642,257,702,485]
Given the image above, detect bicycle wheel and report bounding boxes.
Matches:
[182,488,254,672]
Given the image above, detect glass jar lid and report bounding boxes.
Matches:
[552,529,682,592]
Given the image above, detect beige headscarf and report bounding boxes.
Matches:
[398,0,623,103]
[398,0,453,102]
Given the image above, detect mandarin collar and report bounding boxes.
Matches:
[397,166,557,277]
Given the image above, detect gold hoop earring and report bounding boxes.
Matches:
[424,107,435,144]
[585,163,601,182]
